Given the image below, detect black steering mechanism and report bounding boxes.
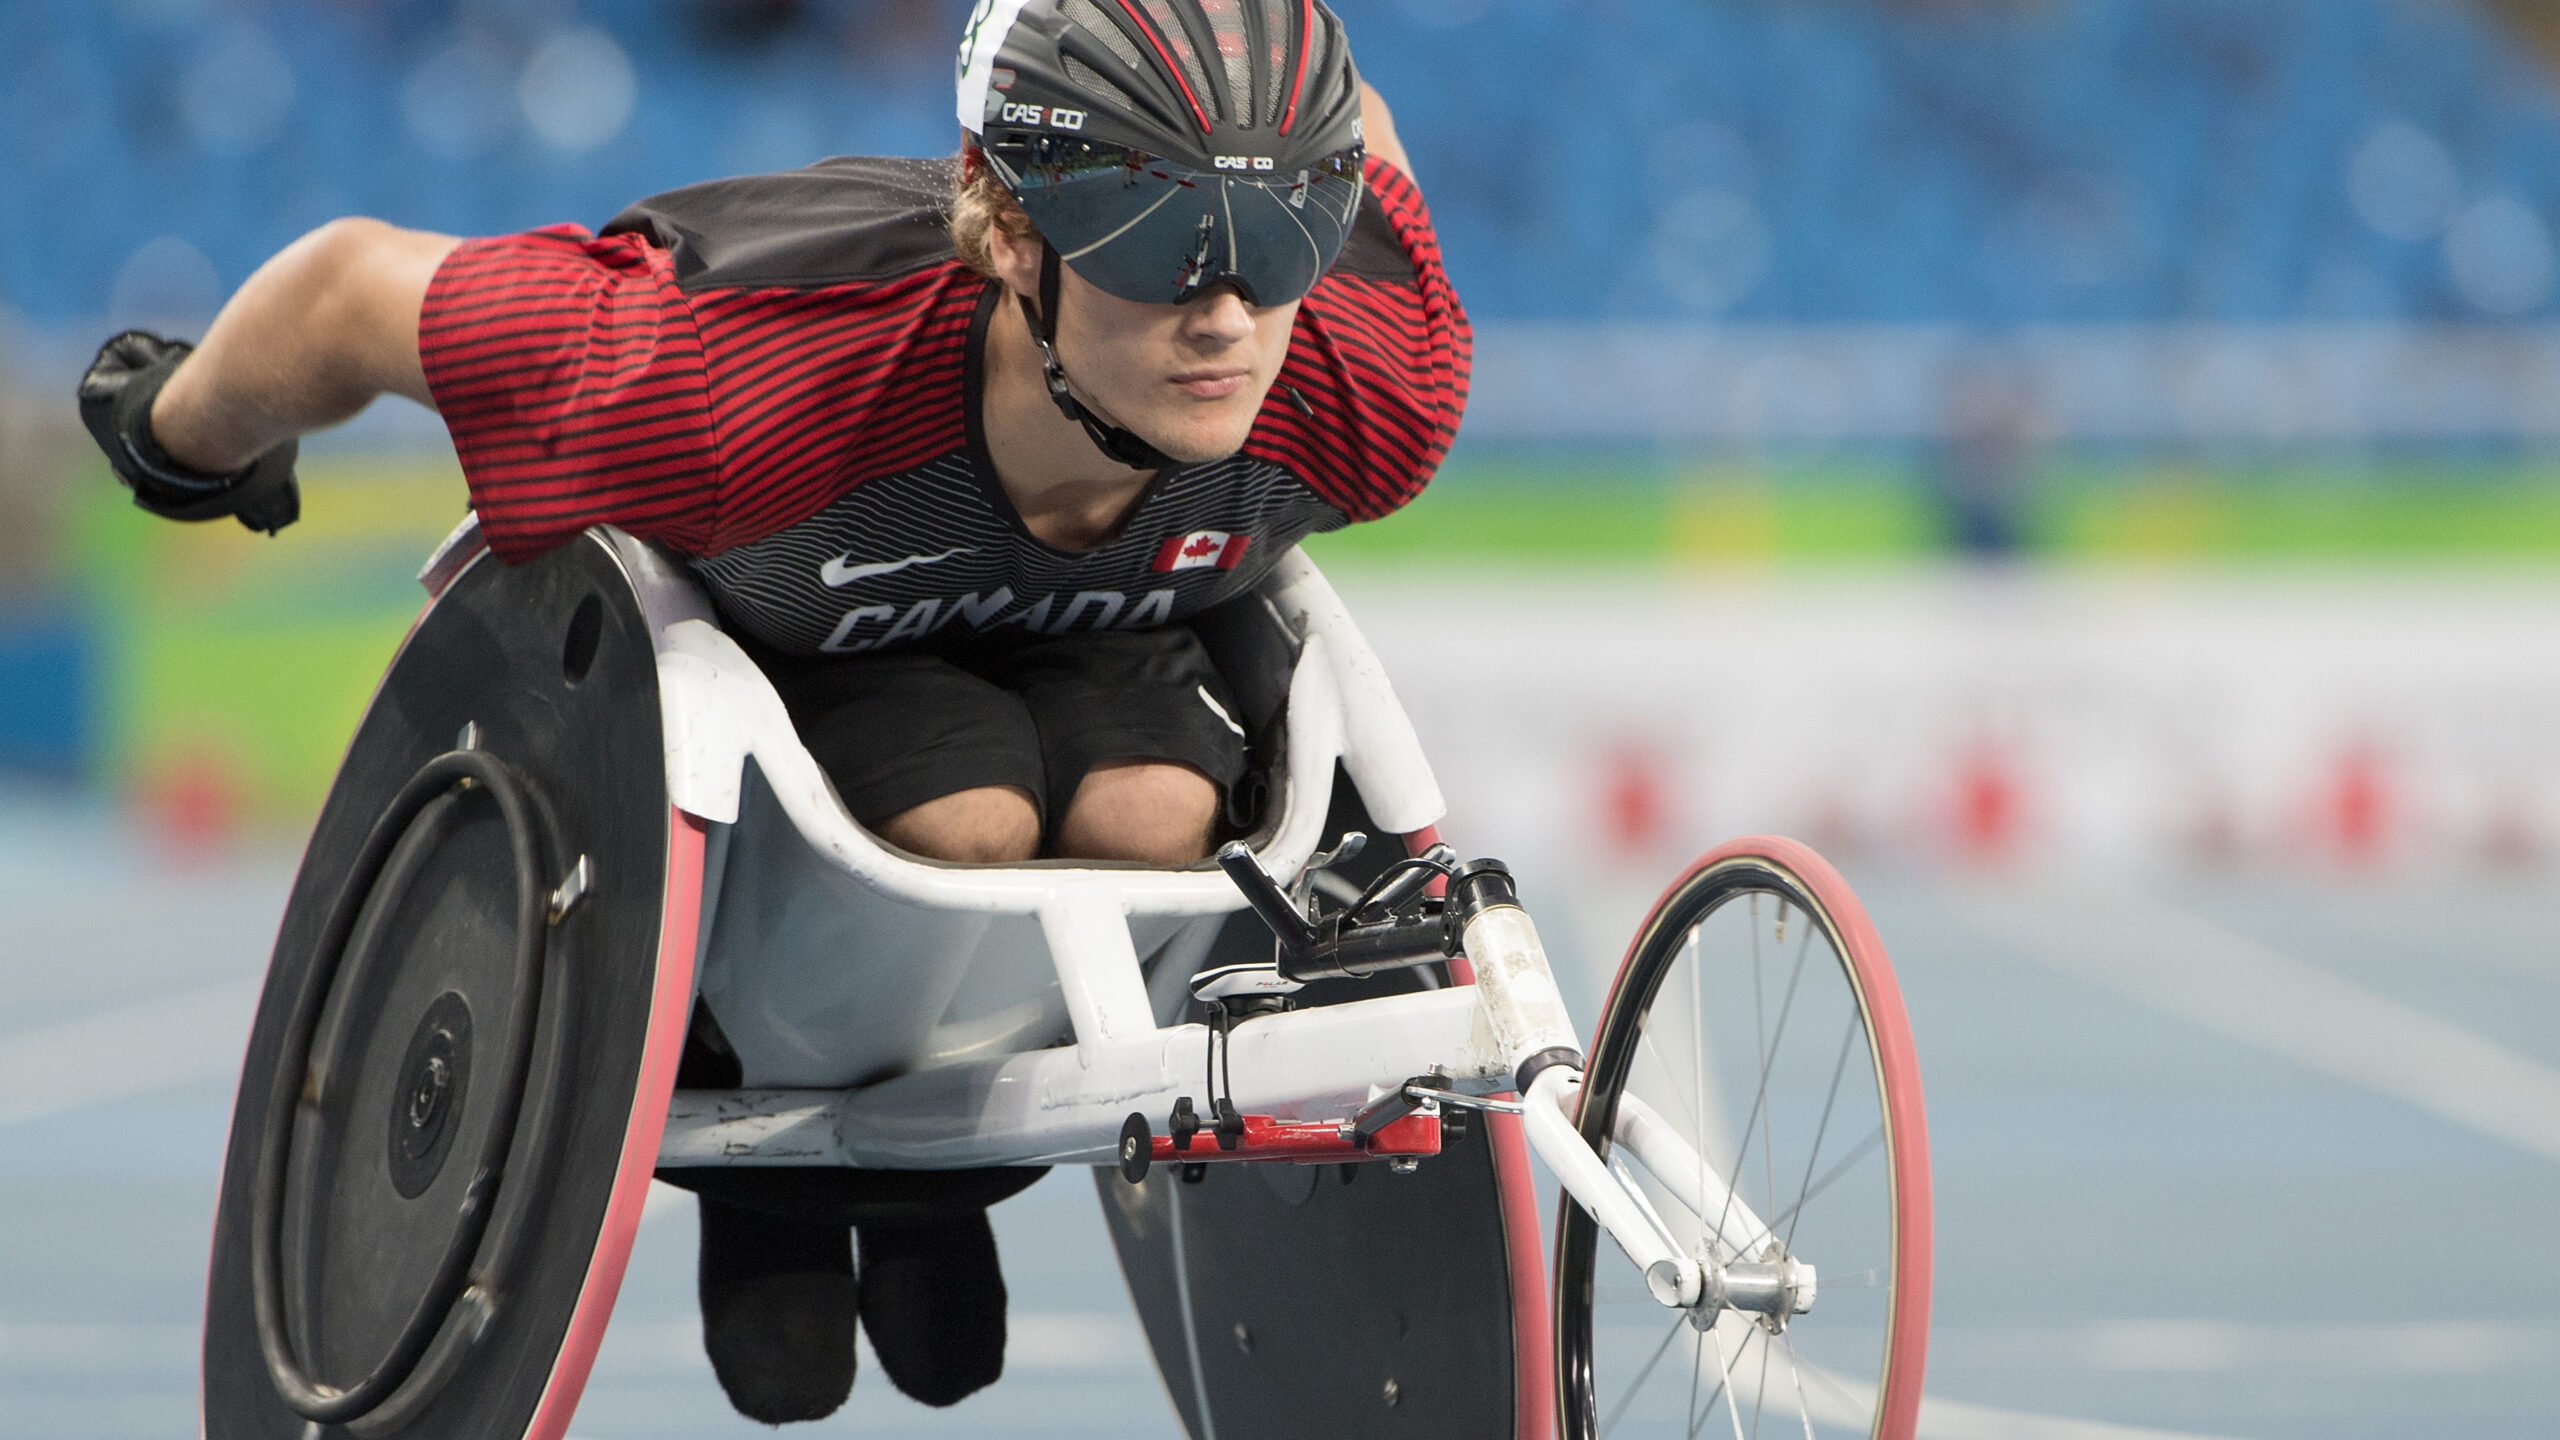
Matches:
[1217,836,1470,982]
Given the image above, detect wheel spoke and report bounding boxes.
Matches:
[1686,1321,1707,1440]
[1636,1026,1708,1140]
[1693,924,1711,1268]
[1751,900,1769,1242]
[1789,1342,1881,1429]
[1699,1322,1752,1440]
[1778,1334,1821,1440]
[1750,1323,1774,1440]
[1763,1124,1885,1238]
[1784,1013,1863,1253]
[1719,915,1814,1258]
[1600,1314,1691,1439]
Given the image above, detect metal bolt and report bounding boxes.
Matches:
[1389,1156,1420,1175]
[548,854,593,924]
[1233,1323,1253,1354]
[1382,1377,1401,1407]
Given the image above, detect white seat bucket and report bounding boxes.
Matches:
[556,525,1448,1090]
[699,765,1221,1087]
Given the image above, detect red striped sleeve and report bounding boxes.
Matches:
[420,228,985,562]
[688,269,979,553]
[420,227,721,561]
[1245,157,1473,522]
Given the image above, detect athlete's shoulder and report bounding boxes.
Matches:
[1250,157,1468,523]
[602,155,962,291]
[1325,156,1434,286]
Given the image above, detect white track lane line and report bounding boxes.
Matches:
[1745,1338,2251,1440]
[0,1313,1158,1377]
[1947,888,2560,1163]
[0,978,261,1127]
[1915,1392,2246,1440]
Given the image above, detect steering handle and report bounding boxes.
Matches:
[1217,842,1318,952]
[1217,842,1459,982]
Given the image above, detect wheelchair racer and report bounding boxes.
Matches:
[78,0,1464,1423]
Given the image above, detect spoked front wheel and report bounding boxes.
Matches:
[1556,836,1929,1440]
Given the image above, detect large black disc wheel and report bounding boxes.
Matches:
[246,745,570,1430]
[203,531,701,1440]
[1557,837,1931,1440]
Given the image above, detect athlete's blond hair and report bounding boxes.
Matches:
[949,145,1038,278]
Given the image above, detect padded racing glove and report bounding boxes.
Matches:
[77,330,299,535]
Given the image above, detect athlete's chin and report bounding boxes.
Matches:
[1136,408,1261,466]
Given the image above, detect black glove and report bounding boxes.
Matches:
[78,330,299,535]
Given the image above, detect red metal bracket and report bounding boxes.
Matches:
[1153,1110,1441,1165]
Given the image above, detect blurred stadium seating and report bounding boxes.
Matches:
[9,0,2560,864]
[6,0,2560,330]
[15,0,2560,454]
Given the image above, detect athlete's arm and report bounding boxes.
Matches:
[1359,82,1414,185]
[149,218,460,474]
[1256,95,1464,525]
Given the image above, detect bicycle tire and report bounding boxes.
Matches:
[1554,836,1930,1440]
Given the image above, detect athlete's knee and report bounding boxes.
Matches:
[873,785,1040,863]
[1053,760,1217,866]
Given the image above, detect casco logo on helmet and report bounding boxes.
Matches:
[999,101,1085,131]
[1213,156,1279,172]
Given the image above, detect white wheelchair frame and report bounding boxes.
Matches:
[492,524,1800,1326]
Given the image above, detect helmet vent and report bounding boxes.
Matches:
[1200,0,1254,127]
[1259,0,1291,128]
[1062,0,1148,73]
[1061,53,1131,108]
[1137,0,1219,123]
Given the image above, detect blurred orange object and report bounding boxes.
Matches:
[140,746,243,858]
[1952,743,2022,864]
[1597,742,1673,857]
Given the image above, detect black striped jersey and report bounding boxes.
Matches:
[418,154,1469,656]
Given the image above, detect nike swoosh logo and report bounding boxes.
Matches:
[819,547,973,588]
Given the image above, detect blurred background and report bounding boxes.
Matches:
[2,1,2556,1438]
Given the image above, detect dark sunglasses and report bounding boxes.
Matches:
[988,135,1366,306]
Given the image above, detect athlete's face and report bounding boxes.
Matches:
[992,228,1298,465]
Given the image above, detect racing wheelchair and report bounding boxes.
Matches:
[199,520,1932,1439]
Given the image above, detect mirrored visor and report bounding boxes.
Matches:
[988,137,1366,306]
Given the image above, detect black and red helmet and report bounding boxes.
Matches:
[956,0,1368,307]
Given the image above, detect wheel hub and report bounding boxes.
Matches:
[1652,1251,1819,1331]
[1710,1256,1818,1331]
[388,991,475,1199]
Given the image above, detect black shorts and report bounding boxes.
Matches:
[748,627,1250,836]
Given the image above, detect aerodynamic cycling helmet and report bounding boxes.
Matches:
[955,0,1369,309]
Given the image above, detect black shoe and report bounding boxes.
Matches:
[855,1213,1007,1407]
[697,1197,859,1424]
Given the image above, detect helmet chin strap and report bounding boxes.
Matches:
[1018,242,1175,472]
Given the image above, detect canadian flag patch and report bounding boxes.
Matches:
[1152,530,1250,572]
